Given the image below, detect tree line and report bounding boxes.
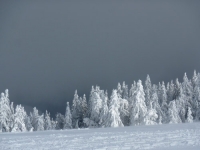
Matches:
[0,71,200,132]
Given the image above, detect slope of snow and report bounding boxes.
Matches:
[1,123,200,150]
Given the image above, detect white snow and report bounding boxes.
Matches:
[1,122,200,150]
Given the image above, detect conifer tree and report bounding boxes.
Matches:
[11,105,27,132]
[99,92,108,127]
[89,86,103,126]
[105,90,123,127]
[167,81,174,103]
[130,80,147,126]
[175,86,187,123]
[25,115,33,132]
[122,82,129,100]
[144,75,152,109]
[71,90,80,128]
[151,84,162,124]
[160,82,168,123]
[0,90,13,132]
[168,101,181,124]
[44,111,52,130]
[82,94,88,119]
[64,102,72,129]
[55,113,65,130]
[144,102,158,125]
[30,107,44,131]
[186,107,193,123]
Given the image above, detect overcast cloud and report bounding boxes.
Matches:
[0,1,200,116]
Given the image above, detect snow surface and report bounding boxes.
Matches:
[1,123,200,150]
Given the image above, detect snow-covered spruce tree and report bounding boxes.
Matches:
[63,102,72,129]
[71,90,81,128]
[128,81,137,125]
[186,107,193,123]
[144,75,152,109]
[99,91,108,127]
[88,86,103,127]
[11,105,27,132]
[173,79,181,100]
[182,73,193,114]
[30,107,44,131]
[82,94,88,120]
[119,98,129,126]
[44,110,52,130]
[0,90,13,132]
[37,114,44,131]
[122,81,129,100]
[151,84,162,124]
[166,81,174,104]
[55,113,65,130]
[51,118,56,130]
[195,86,200,121]
[175,86,186,123]
[116,82,129,125]
[30,107,39,131]
[192,70,198,89]
[25,115,33,132]
[130,80,147,126]
[104,90,123,127]
[168,101,181,124]
[117,83,123,97]
[144,102,158,125]
[159,82,168,124]
[192,72,200,120]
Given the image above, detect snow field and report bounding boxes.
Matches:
[1,122,200,150]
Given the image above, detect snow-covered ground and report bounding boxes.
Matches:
[1,122,200,150]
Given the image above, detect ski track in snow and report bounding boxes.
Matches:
[1,123,200,150]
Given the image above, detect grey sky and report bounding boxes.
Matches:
[0,1,200,116]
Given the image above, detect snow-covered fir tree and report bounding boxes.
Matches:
[175,86,187,123]
[144,75,152,109]
[88,86,103,127]
[0,90,13,132]
[30,107,44,131]
[160,82,168,123]
[99,92,108,127]
[11,105,27,132]
[151,84,162,124]
[122,81,129,100]
[130,80,147,126]
[167,81,174,103]
[144,102,158,125]
[168,101,181,124]
[55,113,65,130]
[82,94,88,119]
[105,90,123,127]
[186,107,193,123]
[44,110,52,130]
[25,115,33,132]
[63,102,72,129]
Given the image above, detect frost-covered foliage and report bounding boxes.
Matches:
[2,70,200,133]
[44,111,52,130]
[88,86,103,126]
[11,105,27,132]
[30,107,44,131]
[104,90,123,127]
[0,90,13,132]
[130,80,147,126]
[55,113,64,130]
[144,102,158,125]
[186,107,193,123]
[168,101,181,124]
[63,102,72,129]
